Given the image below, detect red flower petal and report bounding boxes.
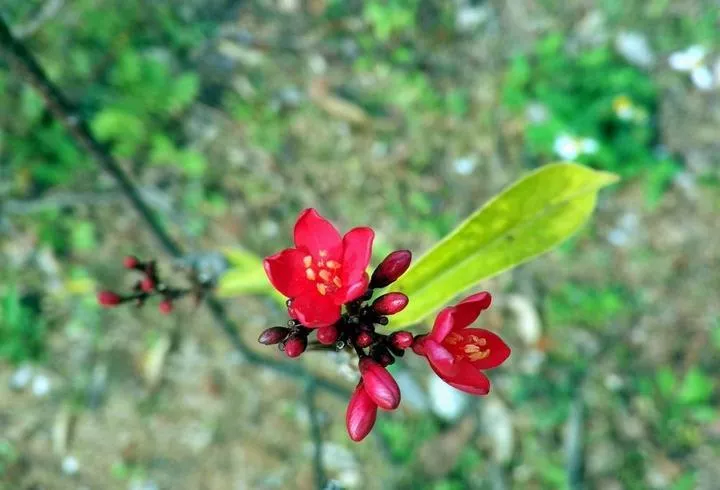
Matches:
[424,339,459,378]
[341,226,374,285]
[452,292,492,331]
[334,272,369,305]
[359,358,401,410]
[460,328,511,370]
[290,292,341,328]
[293,208,342,259]
[429,307,456,343]
[263,248,309,298]
[430,359,491,395]
[346,383,378,442]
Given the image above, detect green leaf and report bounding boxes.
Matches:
[677,368,714,405]
[216,248,285,304]
[386,163,619,330]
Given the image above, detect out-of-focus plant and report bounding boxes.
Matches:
[502,33,680,207]
[0,284,46,364]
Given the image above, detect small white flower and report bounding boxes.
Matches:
[452,156,477,175]
[669,45,717,91]
[526,103,549,124]
[10,365,34,390]
[691,65,714,91]
[669,45,707,71]
[612,95,635,121]
[615,32,655,68]
[31,374,51,397]
[553,134,581,160]
[553,134,599,160]
[581,138,599,154]
[62,455,80,475]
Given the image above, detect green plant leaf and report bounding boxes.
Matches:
[386,163,619,330]
[216,248,284,304]
[678,368,714,405]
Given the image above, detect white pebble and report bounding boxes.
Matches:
[428,375,469,421]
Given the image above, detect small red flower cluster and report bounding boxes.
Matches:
[96,256,190,314]
[261,209,511,442]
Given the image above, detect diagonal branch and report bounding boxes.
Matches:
[0,14,349,400]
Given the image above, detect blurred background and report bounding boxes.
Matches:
[1,1,719,489]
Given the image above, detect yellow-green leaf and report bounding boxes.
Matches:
[387,163,619,330]
[216,248,285,304]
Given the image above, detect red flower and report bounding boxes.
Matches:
[413,292,510,395]
[263,208,374,328]
[346,382,378,442]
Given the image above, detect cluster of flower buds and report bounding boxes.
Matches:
[260,209,512,442]
[96,256,193,314]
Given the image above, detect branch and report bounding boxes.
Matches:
[0,15,349,401]
[305,380,328,490]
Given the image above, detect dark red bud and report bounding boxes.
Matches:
[159,300,173,314]
[390,331,414,350]
[372,347,395,367]
[372,293,409,316]
[123,255,140,269]
[97,291,123,307]
[355,331,374,348]
[258,326,290,345]
[359,358,401,410]
[370,250,412,289]
[284,334,307,358]
[140,277,155,292]
[317,325,339,345]
[346,383,378,442]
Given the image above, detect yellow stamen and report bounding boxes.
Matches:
[303,255,312,268]
[464,344,480,354]
[316,283,327,295]
[445,332,462,345]
[305,268,316,281]
[318,269,332,282]
[319,250,328,257]
[333,277,343,288]
[326,260,341,269]
[468,350,490,362]
[469,335,486,346]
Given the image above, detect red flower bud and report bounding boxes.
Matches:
[346,383,378,442]
[359,358,401,410]
[258,326,290,345]
[97,291,123,307]
[159,300,173,314]
[284,334,307,358]
[390,331,414,350]
[317,325,339,345]
[140,277,155,292]
[372,292,409,316]
[370,250,412,289]
[123,255,140,269]
[355,331,374,348]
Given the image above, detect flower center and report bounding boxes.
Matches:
[304,251,343,295]
[443,332,491,362]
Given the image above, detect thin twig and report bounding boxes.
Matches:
[11,0,65,39]
[305,379,328,490]
[2,188,172,215]
[0,14,349,400]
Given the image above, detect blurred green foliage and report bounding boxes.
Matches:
[0,285,46,364]
[502,33,682,207]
